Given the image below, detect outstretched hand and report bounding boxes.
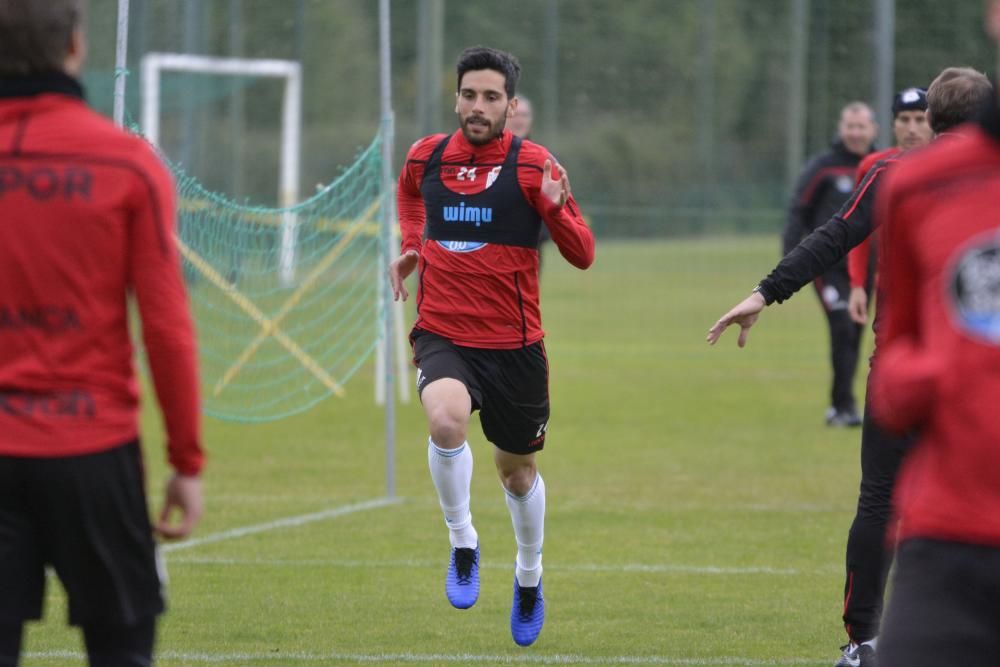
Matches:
[388,249,419,302]
[156,473,203,540]
[541,159,570,207]
[706,292,767,347]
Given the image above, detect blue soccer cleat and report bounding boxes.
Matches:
[510,577,545,646]
[445,545,480,609]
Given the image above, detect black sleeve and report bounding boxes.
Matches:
[781,154,827,256]
[757,161,886,305]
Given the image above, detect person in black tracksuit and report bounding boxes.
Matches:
[782,102,878,426]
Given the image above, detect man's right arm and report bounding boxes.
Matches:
[390,137,436,301]
[397,136,443,256]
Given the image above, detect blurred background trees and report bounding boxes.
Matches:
[82,0,993,237]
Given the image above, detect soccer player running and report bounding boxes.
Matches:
[388,46,594,647]
[706,71,989,667]
[0,2,205,666]
[872,18,1000,663]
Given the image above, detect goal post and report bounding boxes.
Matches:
[115,4,406,498]
[140,52,302,286]
[138,50,410,413]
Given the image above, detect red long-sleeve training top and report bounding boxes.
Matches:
[398,129,594,348]
[0,74,203,476]
[872,115,1000,546]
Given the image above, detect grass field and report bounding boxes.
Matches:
[21,237,876,666]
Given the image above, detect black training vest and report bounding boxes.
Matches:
[419,134,542,250]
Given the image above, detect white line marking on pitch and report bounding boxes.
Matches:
[166,555,833,576]
[161,497,404,553]
[24,650,826,665]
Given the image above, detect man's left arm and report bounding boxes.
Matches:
[523,152,594,269]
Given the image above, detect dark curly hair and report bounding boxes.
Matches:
[456,46,521,99]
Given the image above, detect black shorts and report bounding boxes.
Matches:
[0,440,164,627]
[880,538,1000,666]
[411,329,550,455]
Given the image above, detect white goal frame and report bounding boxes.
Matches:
[140,52,302,286]
[139,51,410,410]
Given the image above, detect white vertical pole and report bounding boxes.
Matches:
[379,0,397,499]
[280,63,303,287]
[377,225,411,406]
[874,0,895,150]
[376,274,387,405]
[140,55,160,144]
[785,0,809,191]
[394,275,411,404]
[113,0,131,127]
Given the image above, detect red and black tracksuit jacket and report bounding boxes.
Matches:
[397,129,594,349]
[0,73,203,476]
[872,103,1000,546]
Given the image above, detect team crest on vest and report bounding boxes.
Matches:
[485,165,502,189]
[949,230,1000,344]
[836,175,854,193]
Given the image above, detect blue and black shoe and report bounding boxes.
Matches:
[510,577,544,646]
[445,545,480,609]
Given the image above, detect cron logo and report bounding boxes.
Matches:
[950,235,1000,343]
[443,202,493,227]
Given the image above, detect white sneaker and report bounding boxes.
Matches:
[833,640,876,667]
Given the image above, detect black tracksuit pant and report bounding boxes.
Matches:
[813,268,864,414]
[842,382,914,642]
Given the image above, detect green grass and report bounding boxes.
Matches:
[21,237,875,666]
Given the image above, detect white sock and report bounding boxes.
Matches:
[504,473,545,588]
[427,438,478,549]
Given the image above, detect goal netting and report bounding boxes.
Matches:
[128,53,401,423]
[171,138,384,422]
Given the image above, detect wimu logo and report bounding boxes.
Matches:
[443,202,493,227]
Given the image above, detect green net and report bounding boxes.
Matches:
[167,136,385,422]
